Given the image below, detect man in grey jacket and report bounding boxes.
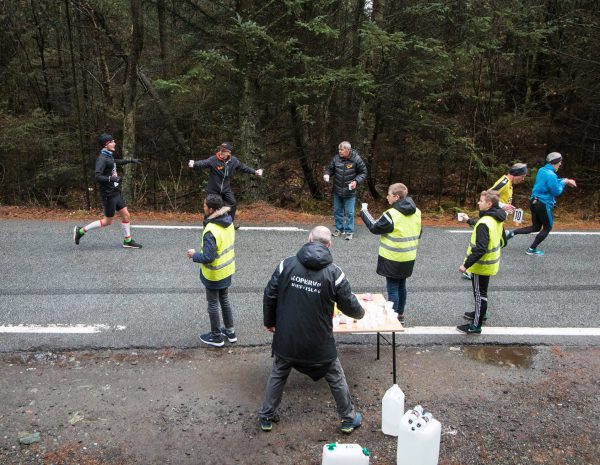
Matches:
[324,141,367,240]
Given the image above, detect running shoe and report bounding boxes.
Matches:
[526,247,544,256]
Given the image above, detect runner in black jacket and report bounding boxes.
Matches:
[188,142,263,224]
[258,226,365,434]
[73,133,143,248]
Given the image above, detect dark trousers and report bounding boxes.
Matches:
[513,198,553,249]
[258,356,356,422]
[205,287,234,336]
[220,191,237,222]
[386,277,407,314]
[471,274,490,328]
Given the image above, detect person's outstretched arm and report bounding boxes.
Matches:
[333,266,365,320]
[360,207,394,235]
[188,157,212,170]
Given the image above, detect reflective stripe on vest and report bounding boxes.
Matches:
[466,215,503,276]
[378,208,421,263]
[201,222,235,281]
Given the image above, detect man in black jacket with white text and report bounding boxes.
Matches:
[258,226,365,434]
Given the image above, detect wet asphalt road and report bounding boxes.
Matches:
[0,220,598,351]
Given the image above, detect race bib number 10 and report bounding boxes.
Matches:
[513,208,524,224]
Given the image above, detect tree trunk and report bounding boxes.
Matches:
[138,69,191,157]
[290,103,323,200]
[236,0,266,202]
[66,0,90,210]
[121,0,144,203]
[356,0,383,200]
[156,0,169,78]
[29,0,52,112]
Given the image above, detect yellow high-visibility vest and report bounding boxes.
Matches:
[378,208,421,263]
[465,216,503,276]
[201,222,235,282]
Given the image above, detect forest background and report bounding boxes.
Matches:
[1,0,599,219]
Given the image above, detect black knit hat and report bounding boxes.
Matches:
[219,142,233,152]
[98,133,114,147]
[546,152,563,165]
[509,163,528,176]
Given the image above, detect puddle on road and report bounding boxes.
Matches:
[463,345,536,368]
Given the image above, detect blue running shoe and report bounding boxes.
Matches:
[340,412,362,434]
[526,247,544,256]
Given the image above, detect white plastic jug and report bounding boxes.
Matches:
[321,443,370,465]
[396,410,441,465]
[381,384,405,436]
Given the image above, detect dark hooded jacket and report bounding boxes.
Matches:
[192,206,234,290]
[263,242,364,368]
[94,148,137,197]
[360,196,422,279]
[463,206,507,270]
[192,155,256,194]
[326,149,368,198]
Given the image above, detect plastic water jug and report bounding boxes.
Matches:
[396,410,441,465]
[381,384,405,436]
[321,443,370,465]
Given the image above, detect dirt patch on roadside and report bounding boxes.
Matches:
[0,345,598,465]
[1,204,598,229]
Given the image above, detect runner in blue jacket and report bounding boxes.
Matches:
[508,152,576,255]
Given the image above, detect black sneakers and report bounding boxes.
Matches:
[220,327,237,343]
[456,323,482,334]
[259,414,280,432]
[199,332,224,347]
[123,238,142,249]
[74,226,84,245]
[397,313,405,324]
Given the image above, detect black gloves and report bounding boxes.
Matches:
[109,175,122,183]
[129,159,143,164]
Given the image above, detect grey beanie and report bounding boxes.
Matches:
[509,163,528,176]
[546,152,563,165]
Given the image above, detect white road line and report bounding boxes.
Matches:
[132,225,307,231]
[0,324,126,334]
[448,230,600,235]
[395,326,600,336]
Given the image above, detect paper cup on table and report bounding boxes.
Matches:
[385,301,396,318]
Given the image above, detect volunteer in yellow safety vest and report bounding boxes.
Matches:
[457,190,507,334]
[360,183,421,324]
[186,194,237,347]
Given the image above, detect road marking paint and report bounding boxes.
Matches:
[448,230,600,235]
[132,225,307,231]
[380,326,600,336]
[0,324,126,334]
